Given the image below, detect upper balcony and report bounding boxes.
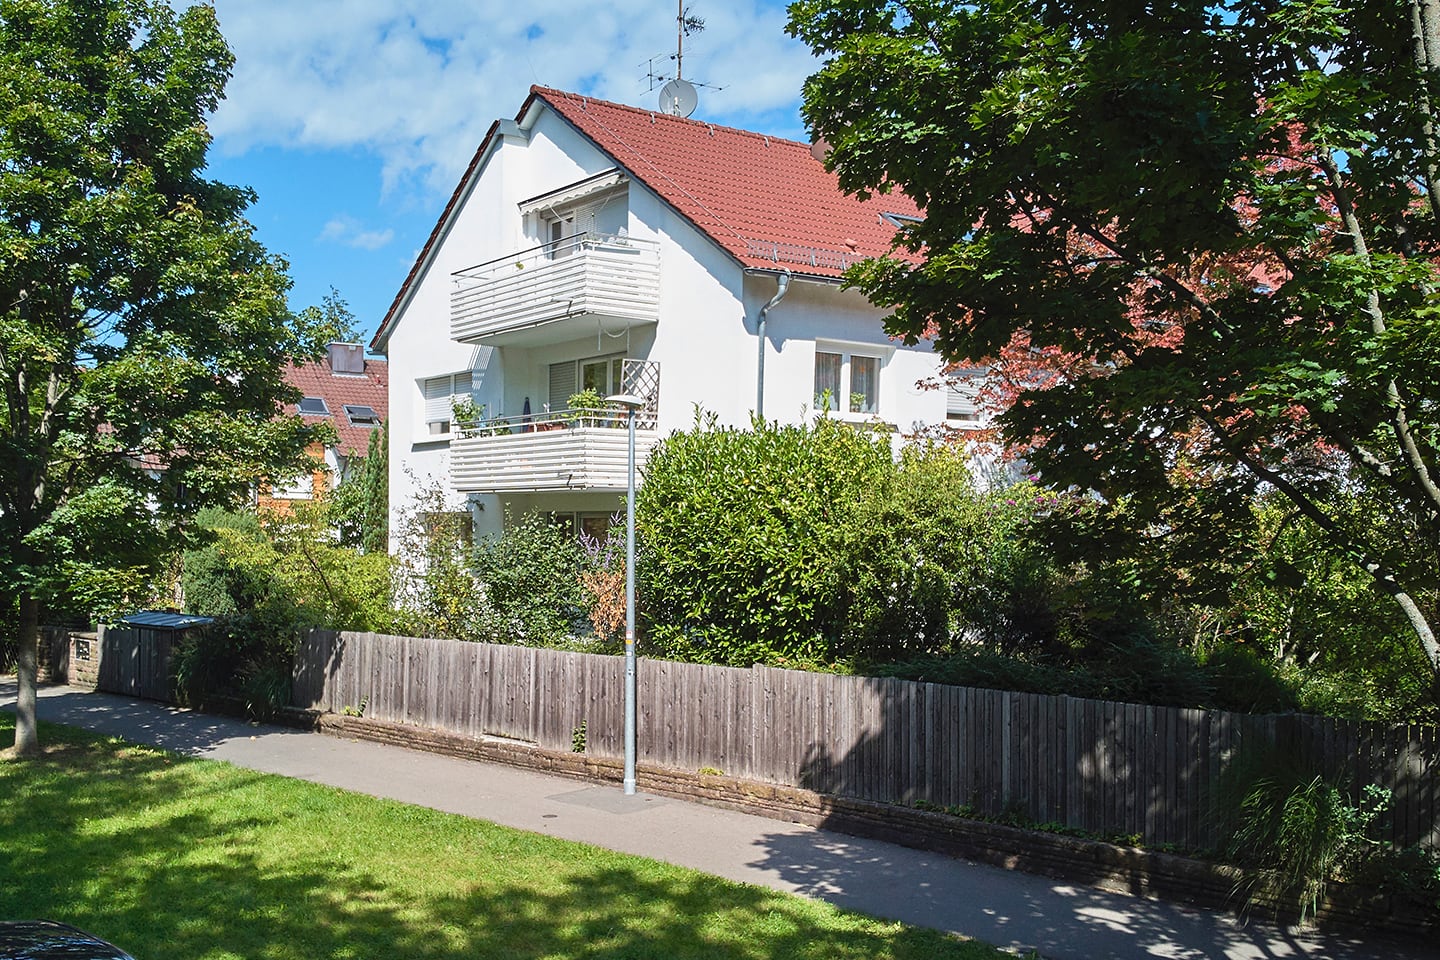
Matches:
[451,234,661,348]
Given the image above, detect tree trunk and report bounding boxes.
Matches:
[13,593,39,756]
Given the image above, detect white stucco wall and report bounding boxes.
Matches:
[380,100,951,544]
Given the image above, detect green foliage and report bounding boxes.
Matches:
[637,413,892,666]
[0,0,330,609]
[788,0,1440,683]
[0,0,336,750]
[328,424,389,554]
[638,413,1058,667]
[182,506,398,633]
[171,606,303,717]
[1215,744,1391,920]
[469,511,592,645]
[293,288,362,346]
[879,638,1298,715]
[390,483,487,640]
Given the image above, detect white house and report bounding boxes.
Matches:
[371,86,973,542]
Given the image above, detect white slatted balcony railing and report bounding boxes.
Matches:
[451,234,661,347]
[450,415,659,494]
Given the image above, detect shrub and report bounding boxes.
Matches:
[183,506,398,632]
[469,511,593,646]
[171,606,305,717]
[1214,742,1391,920]
[637,413,891,666]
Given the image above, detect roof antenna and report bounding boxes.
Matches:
[645,2,718,118]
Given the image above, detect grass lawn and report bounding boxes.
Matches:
[0,716,1014,960]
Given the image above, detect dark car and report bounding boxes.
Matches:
[0,922,135,960]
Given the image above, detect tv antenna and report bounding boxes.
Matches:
[641,2,722,117]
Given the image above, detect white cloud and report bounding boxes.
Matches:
[206,1,818,201]
[319,215,395,250]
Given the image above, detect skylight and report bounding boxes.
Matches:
[345,404,381,426]
[298,397,330,416]
[881,212,924,229]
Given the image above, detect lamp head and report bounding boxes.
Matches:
[605,393,645,411]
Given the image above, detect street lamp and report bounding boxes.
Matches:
[605,392,644,795]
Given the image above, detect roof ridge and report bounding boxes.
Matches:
[530,86,814,151]
[537,88,751,249]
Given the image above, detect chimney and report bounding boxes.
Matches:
[328,342,364,375]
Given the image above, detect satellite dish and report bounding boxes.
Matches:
[659,78,698,118]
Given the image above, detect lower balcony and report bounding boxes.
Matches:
[450,412,658,494]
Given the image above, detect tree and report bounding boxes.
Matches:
[0,0,329,754]
[788,0,1440,686]
[329,423,389,554]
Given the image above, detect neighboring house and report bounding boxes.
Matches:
[371,86,974,542]
[257,342,389,511]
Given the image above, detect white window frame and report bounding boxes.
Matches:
[946,378,984,430]
[421,372,473,436]
[549,354,625,410]
[814,343,887,418]
[269,473,315,501]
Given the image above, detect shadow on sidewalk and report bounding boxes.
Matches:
[744,827,1382,960]
[0,680,278,757]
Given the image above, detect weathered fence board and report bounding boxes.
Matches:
[291,630,1439,851]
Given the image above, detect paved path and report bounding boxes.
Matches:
[2,681,1429,960]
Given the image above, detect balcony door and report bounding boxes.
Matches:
[544,207,596,259]
[549,355,624,410]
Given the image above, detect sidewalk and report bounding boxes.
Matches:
[2,680,1428,960]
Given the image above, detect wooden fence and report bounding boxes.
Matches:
[295,631,1439,851]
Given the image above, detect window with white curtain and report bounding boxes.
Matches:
[814,345,882,415]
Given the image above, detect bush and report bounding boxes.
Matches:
[183,506,399,632]
[637,412,1077,667]
[171,607,305,718]
[1214,742,1391,920]
[637,413,892,666]
[470,511,593,646]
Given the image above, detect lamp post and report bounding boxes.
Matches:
[605,392,644,795]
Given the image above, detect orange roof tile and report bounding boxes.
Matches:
[535,87,920,277]
[373,87,920,350]
[284,353,389,457]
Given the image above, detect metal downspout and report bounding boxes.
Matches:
[756,270,791,419]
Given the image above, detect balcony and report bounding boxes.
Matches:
[450,409,659,494]
[451,234,661,347]
[451,360,660,495]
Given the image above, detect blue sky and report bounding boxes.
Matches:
[200,1,821,350]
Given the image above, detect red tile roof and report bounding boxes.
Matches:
[535,87,920,277]
[284,353,389,457]
[372,87,920,350]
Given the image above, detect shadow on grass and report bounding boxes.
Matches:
[0,716,992,960]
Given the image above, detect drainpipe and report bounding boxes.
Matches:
[755,269,790,420]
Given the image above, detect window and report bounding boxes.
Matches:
[269,473,315,500]
[546,511,618,543]
[344,404,381,426]
[880,211,924,229]
[298,396,329,416]
[549,355,624,409]
[422,372,473,435]
[947,381,982,428]
[521,170,627,257]
[814,347,882,415]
